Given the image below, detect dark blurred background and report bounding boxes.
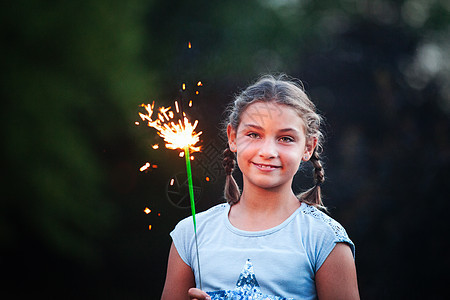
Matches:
[2,0,449,299]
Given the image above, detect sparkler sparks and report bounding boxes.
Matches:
[138,98,204,289]
[138,102,202,155]
[137,40,204,287]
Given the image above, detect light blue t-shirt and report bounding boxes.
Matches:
[170,202,355,300]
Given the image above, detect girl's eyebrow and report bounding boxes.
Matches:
[242,123,300,134]
[242,123,263,130]
[279,128,300,134]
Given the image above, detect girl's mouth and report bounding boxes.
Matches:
[252,162,281,170]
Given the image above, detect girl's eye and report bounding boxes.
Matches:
[247,132,260,139]
[279,136,294,143]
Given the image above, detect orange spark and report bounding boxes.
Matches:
[157,213,161,217]
[170,178,175,186]
[152,164,158,168]
[148,225,152,230]
[205,177,210,182]
[196,91,199,95]
[190,156,194,161]
[189,100,193,107]
[175,101,180,113]
[188,41,191,48]
[152,144,159,149]
[140,162,150,172]
[135,121,140,125]
[197,81,202,86]
[160,106,171,121]
[182,83,186,90]
[144,207,151,214]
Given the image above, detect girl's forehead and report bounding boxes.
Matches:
[239,101,305,129]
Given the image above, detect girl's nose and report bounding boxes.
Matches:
[258,139,277,159]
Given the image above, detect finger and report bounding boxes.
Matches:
[188,287,211,300]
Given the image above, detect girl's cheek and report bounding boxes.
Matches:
[237,137,258,149]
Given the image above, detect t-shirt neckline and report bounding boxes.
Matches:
[223,202,306,237]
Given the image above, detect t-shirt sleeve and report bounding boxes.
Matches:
[170,216,194,268]
[314,217,355,272]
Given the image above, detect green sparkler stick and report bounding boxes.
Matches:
[184,146,202,290]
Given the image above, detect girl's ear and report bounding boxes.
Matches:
[227,124,237,152]
[303,137,318,161]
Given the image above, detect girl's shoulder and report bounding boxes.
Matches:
[299,203,355,256]
[197,202,229,221]
[300,204,344,231]
[200,202,229,215]
[174,202,229,230]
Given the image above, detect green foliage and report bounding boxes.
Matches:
[1,0,152,264]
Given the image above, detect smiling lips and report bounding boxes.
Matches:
[252,162,281,171]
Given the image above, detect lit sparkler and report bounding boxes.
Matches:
[138,99,203,289]
[138,102,202,154]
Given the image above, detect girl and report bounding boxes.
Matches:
[161,75,359,300]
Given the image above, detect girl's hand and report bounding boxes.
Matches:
[188,288,211,300]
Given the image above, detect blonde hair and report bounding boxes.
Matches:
[223,74,326,209]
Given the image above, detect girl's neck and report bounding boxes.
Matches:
[228,185,301,231]
[240,181,299,210]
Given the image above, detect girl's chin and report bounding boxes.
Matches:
[245,178,284,190]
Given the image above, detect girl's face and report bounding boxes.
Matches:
[227,101,317,192]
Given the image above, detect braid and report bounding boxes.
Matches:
[222,148,235,176]
[222,148,241,205]
[298,148,326,210]
[310,149,324,187]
